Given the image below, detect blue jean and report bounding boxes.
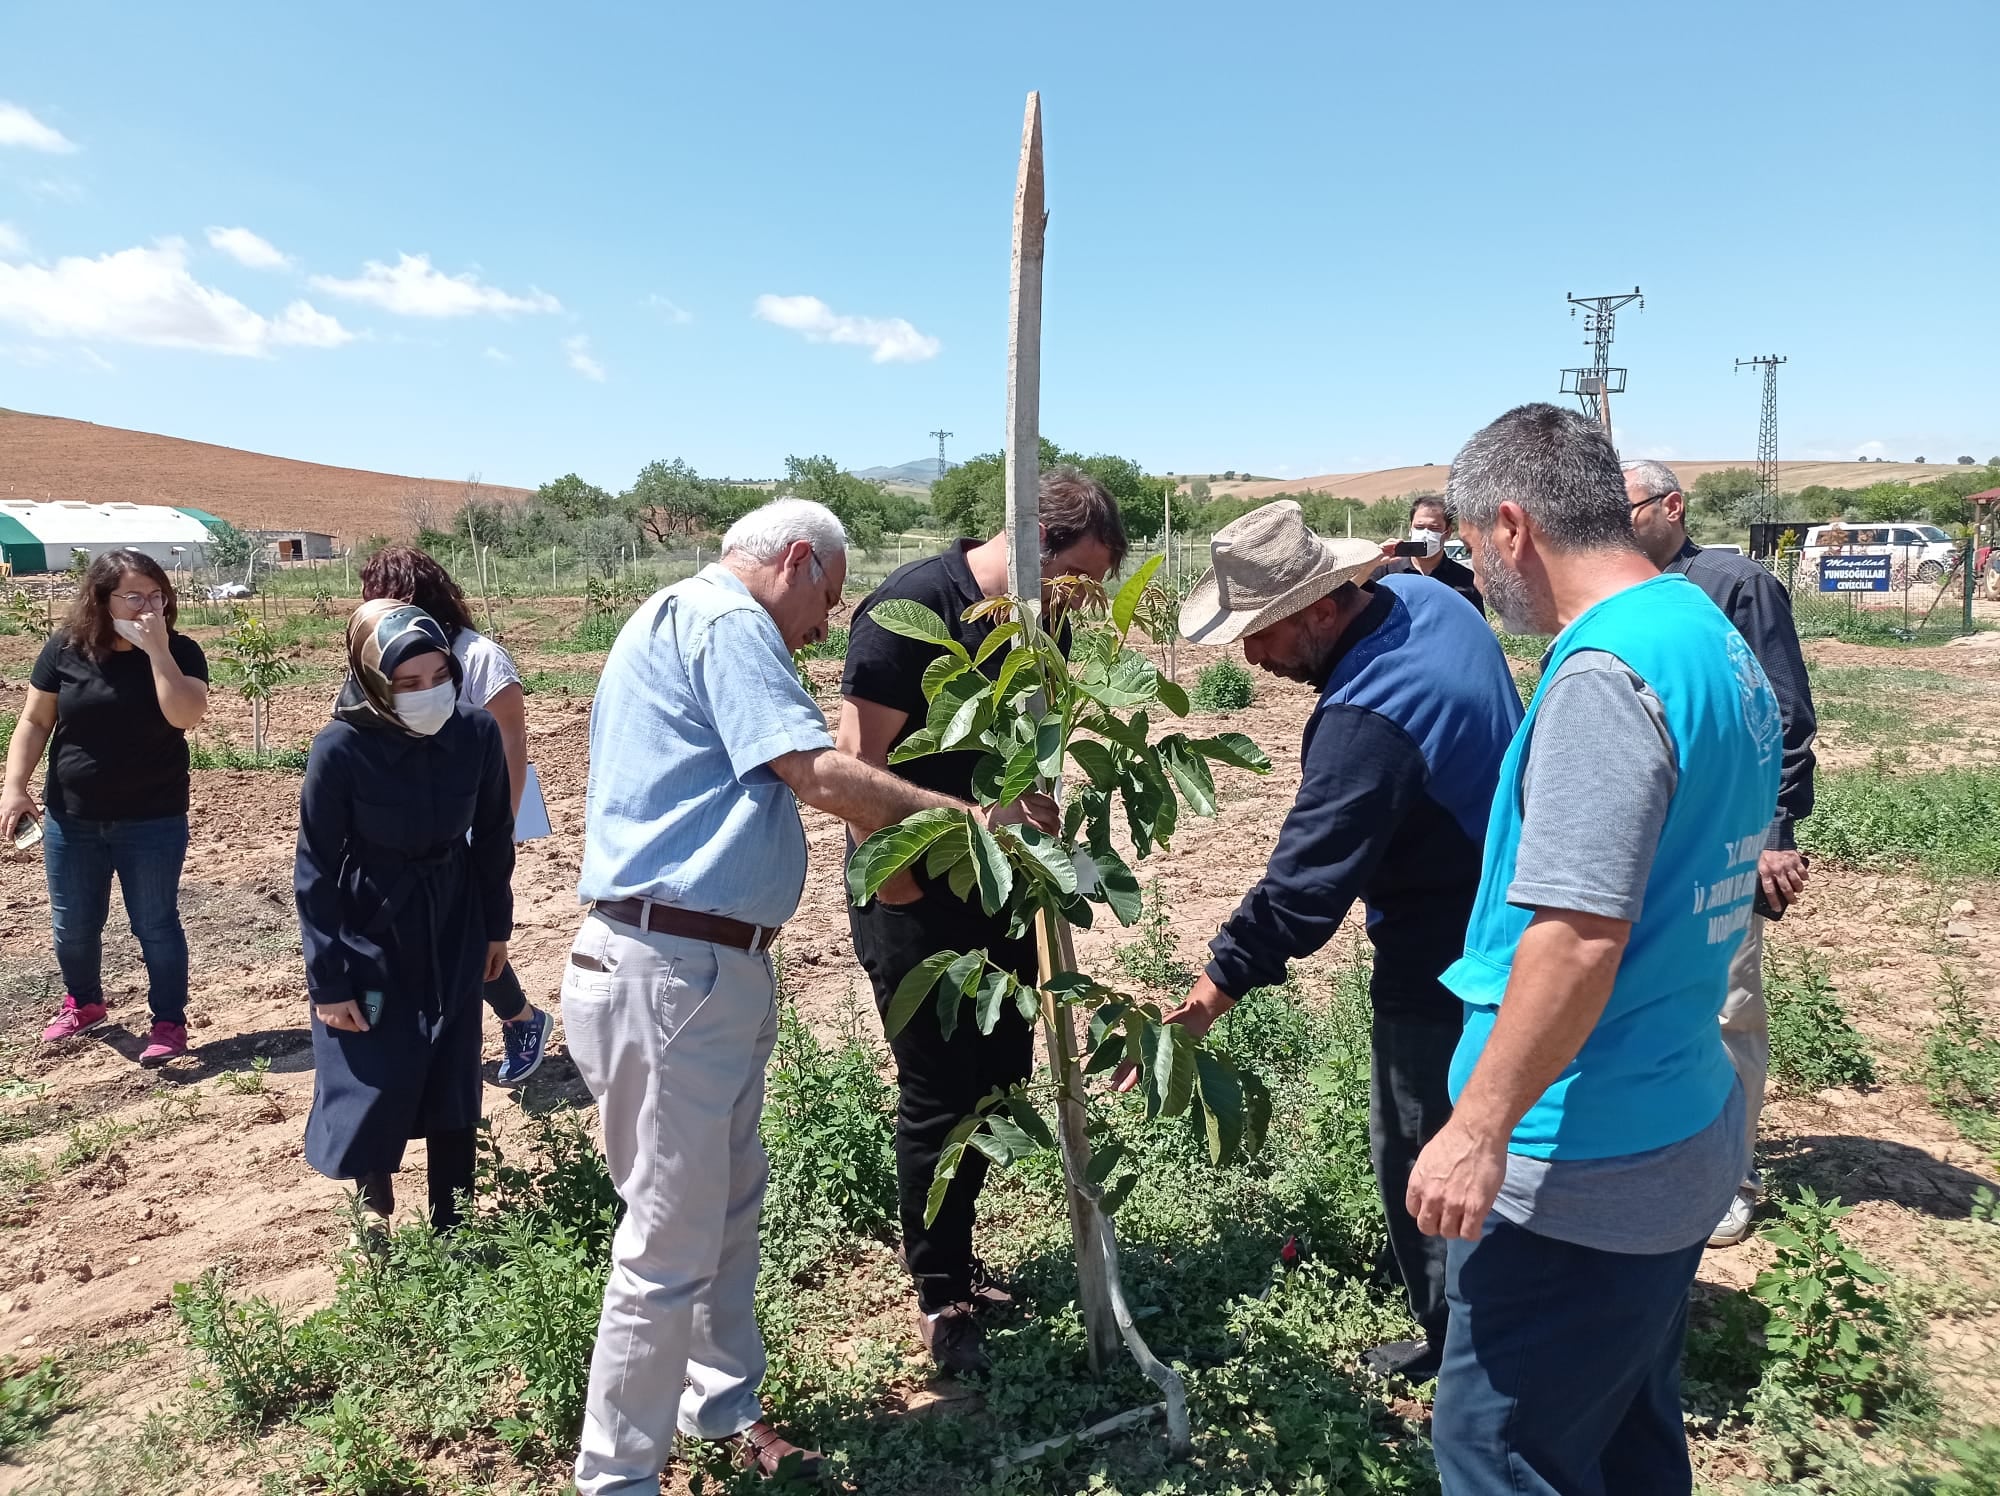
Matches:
[43,813,191,1027]
[1432,1217,1704,1496]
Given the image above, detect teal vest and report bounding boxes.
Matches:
[1443,575,1782,1160]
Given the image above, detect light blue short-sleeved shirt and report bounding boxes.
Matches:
[577,565,834,927]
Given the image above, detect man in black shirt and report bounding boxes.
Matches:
[1622,459,1819,1248]
[838,466,1128,1377]
[1374,494,1486,614]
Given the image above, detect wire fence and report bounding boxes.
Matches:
[1763,539,1978,645]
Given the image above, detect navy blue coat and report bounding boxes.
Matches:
[295,707,514,1179]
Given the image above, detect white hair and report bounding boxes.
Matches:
[1620,458,1683,500]
[720,497,848,564]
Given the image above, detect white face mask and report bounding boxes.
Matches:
[1406,527,1443,556]
[111,618,147,647]
[395,682,458,737]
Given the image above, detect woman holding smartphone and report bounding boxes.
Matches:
[359,546,554,1084]
[296,600,513,1233]
[0,550,209,1066]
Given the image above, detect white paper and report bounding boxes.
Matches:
[514,763,552,842]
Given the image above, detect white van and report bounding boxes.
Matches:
[1801,522,1956,584]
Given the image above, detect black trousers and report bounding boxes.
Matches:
[1367,997,1463,1351]
[850,895,1037,1313]
[356,1124,477,1232]
[482,961,530,1022]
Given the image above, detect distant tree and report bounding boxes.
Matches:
[1223,470,1238,481]
[397,490,441,537]
[536,473,619,522]
[1188,476,1212,503]
[205,520,254,572]
[626,457,713,542]
[574,514,640,578]
[930,438,1069,538]
[1915,456,1927,464]
[1689,468,1764,523]
[1959,456,1976,465]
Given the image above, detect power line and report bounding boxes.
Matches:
[928,429,953,483]
[1735,356,1786,515]
[1559,287,1643,443]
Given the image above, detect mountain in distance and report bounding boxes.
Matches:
[850,458,954,490]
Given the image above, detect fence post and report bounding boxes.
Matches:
[1965,537,1976,635]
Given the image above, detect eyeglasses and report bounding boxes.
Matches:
[1627,495,1667,517]
[112,590,168,609]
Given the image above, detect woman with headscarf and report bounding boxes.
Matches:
[296,600,514,1233]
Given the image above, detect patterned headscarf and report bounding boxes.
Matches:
[334,599,458,735]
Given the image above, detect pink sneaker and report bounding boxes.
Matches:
[139,1021,189,1068]
[42,996,108,1043]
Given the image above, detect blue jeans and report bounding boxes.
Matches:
[43,813,191,1027]
[1432,1217,1703,1496]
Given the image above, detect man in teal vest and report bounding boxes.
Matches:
[1408,404,1781,1495]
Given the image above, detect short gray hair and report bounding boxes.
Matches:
[1446,403,1636,553]
[720,497,848,564]
[1621,459,1682,501]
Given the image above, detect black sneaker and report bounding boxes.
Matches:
[968,1257,1016,1312]
[1360,1338,1441,1384]
[918,1303,990,1378]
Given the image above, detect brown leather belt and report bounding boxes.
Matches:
[589,898,780,952]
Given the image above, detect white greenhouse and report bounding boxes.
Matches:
[0,499,228,576]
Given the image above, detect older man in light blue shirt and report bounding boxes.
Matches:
[562,498,1048,1493]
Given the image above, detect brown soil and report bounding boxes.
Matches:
[0,409,532,543]
[0,603,1996,1490]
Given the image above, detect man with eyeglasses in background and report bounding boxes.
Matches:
[1621,458,1819,1248]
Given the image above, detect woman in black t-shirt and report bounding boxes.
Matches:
[0,550,210,1064]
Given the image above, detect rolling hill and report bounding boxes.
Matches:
[0,409,532,542]
[1198,460,1962,504]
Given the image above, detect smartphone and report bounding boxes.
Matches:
[1751,854,1808,922]
[1391,541,1433,557]
[10,816,41,853]
[360,990,385,1028]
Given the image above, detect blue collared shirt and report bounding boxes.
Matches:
[577,565,834,927]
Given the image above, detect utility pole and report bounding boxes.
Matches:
[928,429,954,484]
[1736,356,1787,519]
[1560,287,1643,445]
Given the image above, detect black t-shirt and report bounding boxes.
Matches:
[1379,554,1485,615]
[841,540,993,801]
[30,631,210,821]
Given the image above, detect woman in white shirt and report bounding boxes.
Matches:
[361,546,553,1084]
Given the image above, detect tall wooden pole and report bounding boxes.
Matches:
[1002,91,1119,1374]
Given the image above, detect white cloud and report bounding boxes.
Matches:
[564,334,605,382]
[24,178,83,203]
[310,252,559,318]
[206,225,292,270]
[0,343,53,367]
[1853,439,1887,459]
[0,238,354,356]
[0,103,77,154]
[753,293,940,364]
[483,345,512,363]
[645,292,693,324]
[77,347,114,372]
[0,223,24,256]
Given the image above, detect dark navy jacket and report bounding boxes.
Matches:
[1666,539,1817,850]
[1206,574,1523,1020]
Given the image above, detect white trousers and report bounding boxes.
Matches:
[561,913,777,1496]
[1719,914,1769,1193]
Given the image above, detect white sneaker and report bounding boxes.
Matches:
[1708,1188,1757,1248]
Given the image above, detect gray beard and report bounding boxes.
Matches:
[1482,553,1539,636]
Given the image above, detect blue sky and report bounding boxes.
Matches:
[2,1,1995,492]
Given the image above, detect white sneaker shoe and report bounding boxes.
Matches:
[1709,1188,1757,1248]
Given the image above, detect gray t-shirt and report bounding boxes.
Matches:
[1492,649,1750,1254]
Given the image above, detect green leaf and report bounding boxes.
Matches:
[1067,738,1118,790]
[1151,1022,1196,1118]
[1093,709,1151,755]
[871,599,969,660]
[847,809,967,904]
[971,1115,1042,1165]
[999,739,1042,805]
[1159,736,1218,817]
[1013,975,1045,1023]
[921,654,969,705]
[974,969,1010,1034]
[1100,1172,1140,1216]
[1240,1070,1272,1157]
[1081,651,1167,711]
[1091,850,1143,926]
[1192,731,1271,773]
[935,950,986,1043]
[936,677,996,752]
[993,646,1036,704]
[947,854,977,903]
[1195,1051,1244,1165]
[972,621,1021,666]
[883,949,960,1039]
[924,1115,985,1225]
[1112,553,1165,635]
[887,726,943,765]
[925,824,970,881]
[1005,1095,1058,1152]
[1157,677,1191,717]
[998,824,1078,895]
[1035,718,1064,780]
[969,823,1014,916]
[1085,1140,1126,1187]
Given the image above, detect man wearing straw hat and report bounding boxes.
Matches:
[1146,498,1523,1384]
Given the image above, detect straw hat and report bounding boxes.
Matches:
[1179,501,1387,646]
